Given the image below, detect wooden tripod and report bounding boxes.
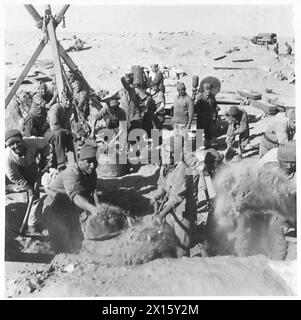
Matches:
[5,4,92,108]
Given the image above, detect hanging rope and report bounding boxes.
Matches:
[42,14,50,43]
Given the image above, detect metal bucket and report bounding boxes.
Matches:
[131,65,145,85]
[97,150,127,177]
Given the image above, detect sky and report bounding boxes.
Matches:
[3,3,295,37]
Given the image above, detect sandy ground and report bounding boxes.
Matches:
[4,30,296,298]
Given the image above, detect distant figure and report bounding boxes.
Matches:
[67,35,84,52]
[148,63,166,130]
[193,82,218,148]
[172,82,194,138]
[148,64,165,94]
[285,41,292,55]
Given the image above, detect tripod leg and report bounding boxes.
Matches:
[45,7,65,100]
[5,39,46,108]
[58,43,92,90]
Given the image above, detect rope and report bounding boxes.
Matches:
[42,15,50,43]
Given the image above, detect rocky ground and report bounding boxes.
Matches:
[4,30,296,297]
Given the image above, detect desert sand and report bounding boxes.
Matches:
[4,30,296,297]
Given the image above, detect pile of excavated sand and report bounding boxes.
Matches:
[113,218,179,265]
[82,202,129,240]
[6,254,296,297]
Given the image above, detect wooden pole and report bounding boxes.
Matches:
[54,5,70,25]
[45,5,65,100]
[24,5,43,29]
[57,42,92,90]
[5,39,46,108]
[5,4,71,107]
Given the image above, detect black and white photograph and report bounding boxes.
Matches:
[2,1,298,299]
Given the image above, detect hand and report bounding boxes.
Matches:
[152,214,163,227]
[90,206,100,217]
[150,197,159,206]
[27,188,38,200]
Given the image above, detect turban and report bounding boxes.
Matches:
[78,144,98,161]
[176,81,186,90]
[228,105,240,116]
[5,129,22,142]
[109,99,120,107]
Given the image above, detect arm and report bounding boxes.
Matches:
[154,93,165,114]
[276,121,290,143]
[63,169,98,215]
[89,108,106,138]
[186,97,194,128]
[73,194,98,215]
[233,113,248,134]
[158,168,187,219]
[149,71,164,87]
[153,169,166,201]
[46,90,58,109]
[76,90,89,110]
[48,105,62,131]
[93,190,102,209]
[5,160,31,191]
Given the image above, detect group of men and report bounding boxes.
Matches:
[4,63,168,251]
[5,60,296,257]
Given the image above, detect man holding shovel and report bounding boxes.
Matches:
[5,129,50,235]
[151,135,197,258]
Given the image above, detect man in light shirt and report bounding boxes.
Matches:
[5,129,50,234]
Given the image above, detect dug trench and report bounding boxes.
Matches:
[5,162,297,297]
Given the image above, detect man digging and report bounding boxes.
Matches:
[152,135,197,258]
[5,129,50,235]
[42,143,102,253]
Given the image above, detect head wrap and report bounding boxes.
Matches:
[5,129,22,142]
[228,105,240,116]
[78,144,98,161]
[176,81,186,91]
[203,82,212,90]
[205,148,224,165]
[109,99,120,107]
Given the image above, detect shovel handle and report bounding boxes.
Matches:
[19,195,35,235]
